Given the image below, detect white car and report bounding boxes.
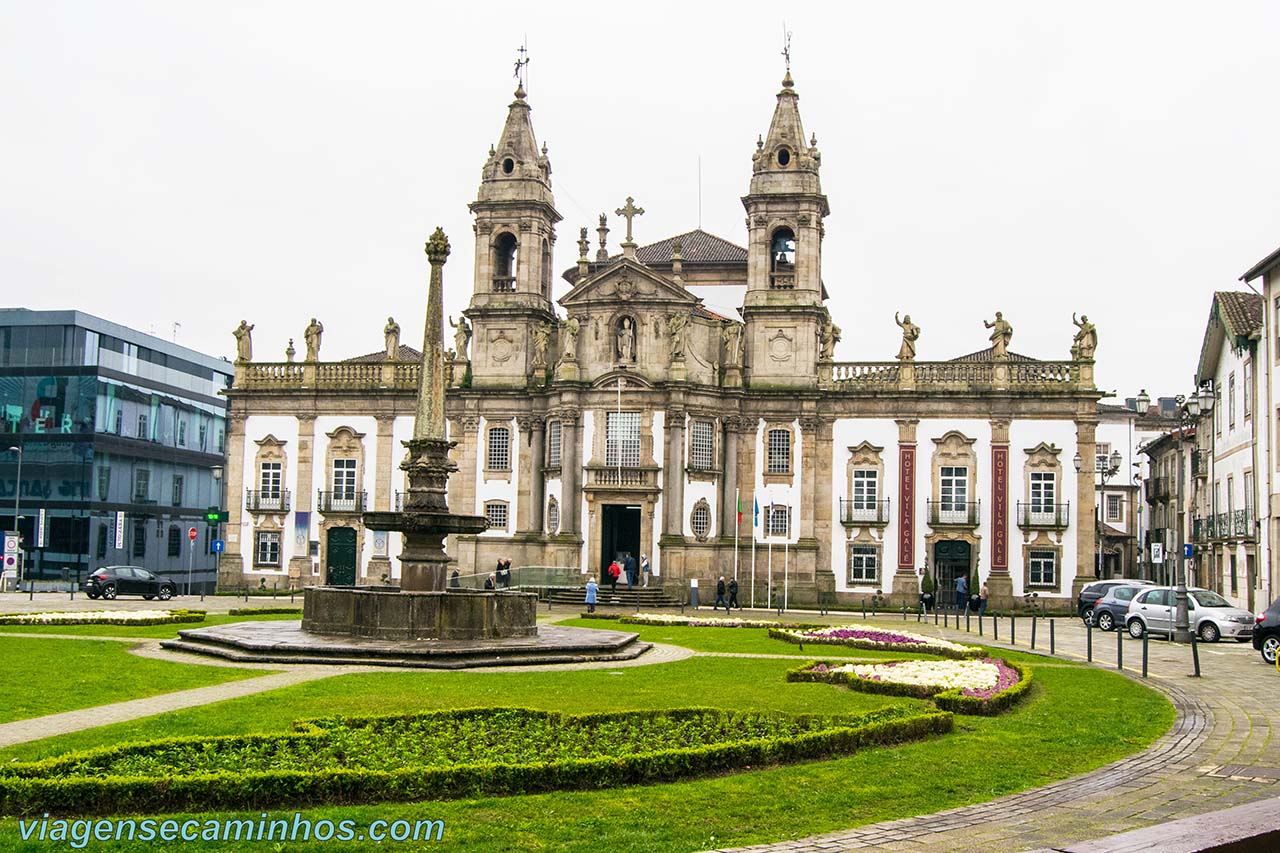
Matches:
[1125,586,1254,643]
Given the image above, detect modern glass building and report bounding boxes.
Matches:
[1,309,231,590]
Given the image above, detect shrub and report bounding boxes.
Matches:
[226,607,303,616]
[789,659,1031,715]
[768,626,981,659]
[0,610,206,627]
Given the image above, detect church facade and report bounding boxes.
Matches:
[218,72,1104,608]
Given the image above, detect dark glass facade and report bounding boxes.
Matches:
[1,310,231,590]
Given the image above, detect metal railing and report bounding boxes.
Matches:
[587,467,656,487]
[927,500,981,527]
[1016,501,1070,529]
[246,489,291,513]
[1145,477,1171,501]
[316,490,367,513]
[839,498,890,526]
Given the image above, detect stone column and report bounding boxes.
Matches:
[519,416,545,534]
[720,418,740,539]
[891,418,920,599]
[216,412,247,587]
[738,417,760,601]
[811,416,833,594]
[287,415,317,582]
[1074,418,1098,599]
[987,419,1013,604]
[798,416,819,540]
[561,407,581,534]
[664,407,686,536]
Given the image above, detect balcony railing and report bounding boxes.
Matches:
[1191,450,1210,478]
[1192,517,1210,543]
[839,498,890,527]
[1204,510,1256,541]
[1016,501,1071,529]
[585,466,658,488]
[1144,477,1171,501]
[246,489,291,513]
[769,272,795,289]
[927,500,981,527]
[492,276,515,292]
[317,490,367,513]
[1235,509,1256,540]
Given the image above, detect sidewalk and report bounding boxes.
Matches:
[712,613,1277,852]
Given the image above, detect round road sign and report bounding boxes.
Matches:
[188,527,198,542]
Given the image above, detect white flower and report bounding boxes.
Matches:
[830,659,1001,691]
[0,610,184,625]
[623,614,783,628]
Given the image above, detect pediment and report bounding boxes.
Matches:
[559,259,700,310]
[590,370,654,390]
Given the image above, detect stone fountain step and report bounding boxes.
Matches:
[160,621,652,670]
[545,587,682,608]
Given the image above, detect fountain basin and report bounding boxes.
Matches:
[302,585,538,641]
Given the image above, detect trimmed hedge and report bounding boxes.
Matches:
[578,612,622,620]
[0,610,206,627]
[768,627,981,660]
[787,659,1032,715]
[226,607,303,616]
[0,706,952,816]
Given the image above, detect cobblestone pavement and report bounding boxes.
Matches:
[709,612,1278,852]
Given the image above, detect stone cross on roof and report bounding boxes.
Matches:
[615,196,645,259]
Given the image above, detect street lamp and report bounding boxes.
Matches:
[1171,387,1213,643]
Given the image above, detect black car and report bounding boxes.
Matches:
[1253,595,1280,665]
[1078,579,1152,625]
[83,566,176,601]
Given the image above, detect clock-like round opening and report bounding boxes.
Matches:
[502,158,515,174]
[776,147,791,167]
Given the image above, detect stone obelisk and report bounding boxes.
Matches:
[364,228,487,591]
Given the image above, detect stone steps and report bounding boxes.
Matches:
[545,587,682,608]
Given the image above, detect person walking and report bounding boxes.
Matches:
[955,573,968,611]
[585,577,598,614]
[979,581,990,616]
[728,576,740,610]
[641,554,650,587]
[607,559,621,595]
[624,553,637,588]
[714,576,728,612]
[495,559,507,589]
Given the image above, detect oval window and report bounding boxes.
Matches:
[776,148,791,166]
[502,158,515,174]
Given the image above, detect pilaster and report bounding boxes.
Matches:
[286,415,317,582]
[1074,418,1098,598]
[217,412,247,587]
[987,418,1013,603]
[721,418,741,540]
[892,418,920,598]
[560,407,581,534]
[518,416,545,534]
[664,407,687,535]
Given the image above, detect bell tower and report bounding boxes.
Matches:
[741,70,830,388]
[464,76,562,387]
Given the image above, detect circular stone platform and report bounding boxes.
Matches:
[303,585,538,641]
[160,621,651,669]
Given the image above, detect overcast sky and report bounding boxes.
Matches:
[4,1,1279,401]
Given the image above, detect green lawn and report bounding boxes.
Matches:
[0,612,300,640]
[0,638,269,725]
[0,621,1172,851]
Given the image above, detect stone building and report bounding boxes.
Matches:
[218,72,1108,608]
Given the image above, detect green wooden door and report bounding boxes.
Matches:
[326,527,358,586]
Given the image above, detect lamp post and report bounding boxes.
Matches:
[7,445,21,585]
[1074,446,1123,581]
[1170,385,1214,643]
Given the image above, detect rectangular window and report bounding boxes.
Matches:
[331,459,358,510]
[1245,472,1254,516]
[852,470,878,509]
[260,462,282,497]
[171,475,184,507]
[177,419,186,447]
[606,411,641,468]
[766,505,790,537]
[1106,493,1122,522]
[1029,549,1057,586]
[95,524,108,559]
[132,521,147,558]
[133,469,150,502]
[1030,471,1055,512]
[848,545,878,584]
[167,525,181,557]
[1229,373,1236,429]
[690,420,714,470]
[767,428,792,474]
[1215,390,1222,434]
[96,466,110,502]
[546,420,562,467]
[1094,442,1111,473]
[198,421,208,450]
[484,501,509,531]
[486,426,511,471]
[255,531,280,567]
[1227,475,1234,518]
[137,413,149,440]
[1244,362,1252,417]
[940,466,968,515]
[1230,554,1238,595]
[114,409,122,435]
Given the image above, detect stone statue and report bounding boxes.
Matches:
[303,318,324,362]
[285,338,296,363]
[984,311,1013,359]
[1071,313,1097,360]
[560,315,581,360]
[617,316,635,362]
[819,317,842,360]
[232,320,254,362]
[722,322,743,367]
[666,312,688,360]
[531,322,551,367]
[383,317,400,360]
[895,312,920,361]
[449,315,472,361]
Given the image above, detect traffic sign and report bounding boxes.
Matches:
[1151,543,1164,564]
[212,539,225,553]
[1183,543,1193,559]
[188,527,198,542]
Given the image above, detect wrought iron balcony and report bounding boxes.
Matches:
[1191,450,1210,479]
[317,490,367,513]
[1016,501,1071,530]
[1144,477,1171,501]
[839,498,890,527]
[245,489,291,513]
[926,500,981,527]
[1192,517,1210,543]
[1235,509,1256,540]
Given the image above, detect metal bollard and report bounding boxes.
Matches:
[290,589,295,604]
[993,615,999,641]
[1087,619,1093,662]
[1117,627,1123,671]
[1010,615,1016,645]
[29,581,34,601]
[902,603,907,621]
[934,604,939,626]
[1049,618,1055,655]
[862,599,867,620]
[1191,631,1202,677]
[1142,630,1149,678]
[966,610,971,632]
[1031,615,1037,650]
[978,613,984,637]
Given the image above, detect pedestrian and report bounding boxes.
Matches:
[624,552,637,588]
[728,576,740,610]
[449,569,461,588]
[585,577,598,614]
[955,573,968,610]
[608,559,621,594]
[979,581,990,616]
[495,559,507,589]
[641,553,650,587]
[503,558,513,588]
[714,576,728,612]
[484,573,496,591]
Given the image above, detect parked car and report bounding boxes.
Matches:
[1125,587,1253,642]
[1253,595,1280,665]
[1091,583,1150,632]
[83,566,175,601]
[1078,579,1152,625]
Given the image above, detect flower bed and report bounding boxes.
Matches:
[621,614,786,629]
[769,625,981,659]
[789,658,1031,715]
[0,609,206,627]
[0,706,953,816]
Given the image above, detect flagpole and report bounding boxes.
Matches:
[750,498,757,609]
[733,488,740,582]
[784,518,790,613]
[767,503,774,610]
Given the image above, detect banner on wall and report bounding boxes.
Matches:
[294,511,310,549]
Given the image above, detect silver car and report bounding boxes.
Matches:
[1125,587,1254,642]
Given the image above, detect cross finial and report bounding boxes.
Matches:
[781,23,792,74]
[513,41,529,95]
[615,196,645,244]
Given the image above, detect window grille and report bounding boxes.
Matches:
[546,497,559,534]
[691,502,711,538]
[1029,549,1057,586]
[848,545,878,583]
[690,420,714,470]
[606,411,641,468]
[485,501,509,531]
[167,525,182,557]
[767,428,791,474]
[255,531,280,566]
[766,505,790,537]
[546,421,562,467]
[487,426,511,470]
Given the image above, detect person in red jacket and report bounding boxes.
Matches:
[607,559,622,594]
